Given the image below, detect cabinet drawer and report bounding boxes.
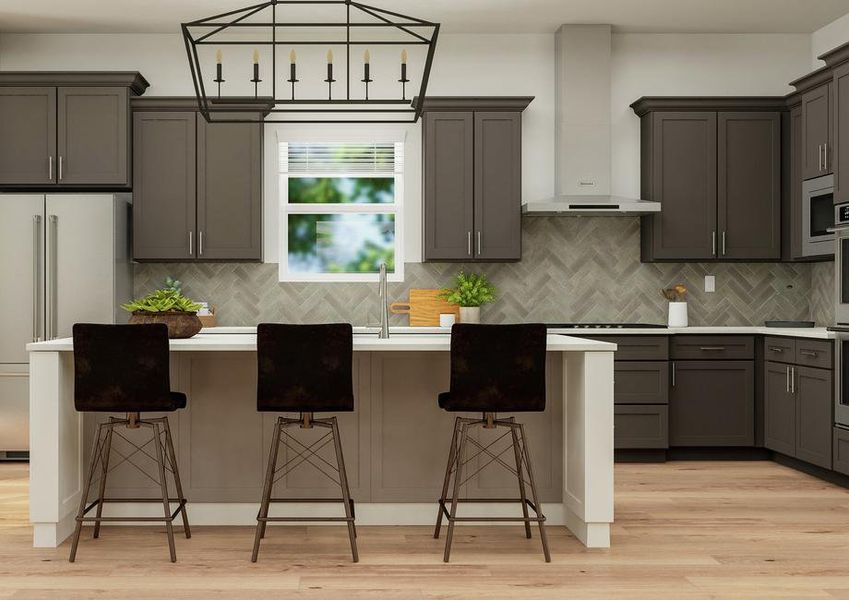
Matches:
[764,337,796,364]
[670,335,754,360]
[833,427,849,476]
[795,339,832,370]
[614,361,669,405]
[614,405,668,449]
[584,336,669,361]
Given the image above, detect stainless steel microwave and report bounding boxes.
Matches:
[802,174,835,257]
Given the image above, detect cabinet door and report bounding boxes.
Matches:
[196,116,262,260]
[422,112,474,261]
[647,112,717,260]
[795,366,833,469]
[614,405,668,449]
[669,360,754,446]
[764,361,795,456]
[0,87,56,185]
[0,367,29,452]
[57,87,129,186]
[474,112,522,260]
[801,83,832,180]
[132,111,196,260]
[717,112,781,259]
[834,64,849,204]
[613,361,669,405]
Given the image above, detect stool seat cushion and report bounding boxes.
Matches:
[257,323,354,413]
[441,323,547,413]
[73,323,184,413]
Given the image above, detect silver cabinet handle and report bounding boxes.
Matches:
[476,231,482,255]
[799,349,818,358]
[467,231,472,256]
[58,156,63,180]
[32,215,42,342]
[188,231,193,256]
[46,215,57,340]
[768,346,784,353]
[48,156,53,181]
[671,361,676,387]
[786,365,790,393]
[199,231,204,256]
[721,231,727,256]
[819,144,823,171]
[712,231,716,256]
[699,346,726,351]
[790,366,795,394]
[825,144,829,170]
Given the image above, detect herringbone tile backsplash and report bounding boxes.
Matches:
[135,217,823,327]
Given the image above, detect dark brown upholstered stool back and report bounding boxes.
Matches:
[257,323,354,413]
[440,323,547,413]
[72,323,185,413]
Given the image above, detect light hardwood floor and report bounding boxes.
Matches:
[2,460,849,599]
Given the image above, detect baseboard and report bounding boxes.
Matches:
[614,449,667,463]
[771,452,849,490]
[0,451,28,461]
[667,447,771,461]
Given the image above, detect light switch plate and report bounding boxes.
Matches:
[705,275,715,293]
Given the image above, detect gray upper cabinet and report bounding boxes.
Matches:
[131,98,268,262]
[57,87,129,186]
[132,111,197,261]
[197,117,262,260]
[717,112,781,259]
[474,112,522,260]
[0,72,147,188]
[418,97,532,262]
[834,62,849,204]
[0,87,56,186]
[632,98,787,263]
[422,112,474,260]
[801,83,832,180]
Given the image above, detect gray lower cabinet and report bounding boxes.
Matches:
[764,361,797,456]
[795,365,833,469]
[613,361,669,405]
[132,111,197,261]
[132,102,263,262]
[419,97,532,262]
[0,87,56,185]
[834,427,849,476]
[669,360,754,446]
[614,405,668,449]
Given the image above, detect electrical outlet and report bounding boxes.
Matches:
[705,275,715,293]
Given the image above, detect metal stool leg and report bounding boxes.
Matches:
[509,419,532,539]
[162,416,191,539]
[443,420,470,563]
[434,416,461,539]
[151,421,177,563]
[330,417,358,563]
[92,421,114,539]
[69,423,105,562]
[518,423,550,562]
[252,417,282,562]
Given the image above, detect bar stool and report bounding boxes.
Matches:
[252,323,358,563]
[434,323,551,562]
[69,323,190,563]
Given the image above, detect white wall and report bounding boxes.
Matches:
[813,12,849,67]
[0,32,554,264]
[610,33,812,198]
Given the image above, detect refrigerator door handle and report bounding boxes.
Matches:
[32,215,42,342]
[46,215,58,340]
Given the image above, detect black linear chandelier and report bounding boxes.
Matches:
[181,0,439,123]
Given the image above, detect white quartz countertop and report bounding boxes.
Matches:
[26,332,616,353]
[545,326,833,339]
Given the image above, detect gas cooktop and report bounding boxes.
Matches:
[545,323,666,329]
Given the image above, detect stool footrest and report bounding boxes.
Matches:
[257,516,355,522]
[437,497,544,521]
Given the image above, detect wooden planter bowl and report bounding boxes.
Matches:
[128,311,203,339]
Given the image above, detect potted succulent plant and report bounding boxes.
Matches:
[440,271,497,324]
[122,286,204,339]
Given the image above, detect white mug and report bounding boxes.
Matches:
[439,314,456,328]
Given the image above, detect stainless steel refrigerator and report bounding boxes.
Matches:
[0,194,132,458]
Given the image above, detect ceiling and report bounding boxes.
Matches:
[1,0,849,34]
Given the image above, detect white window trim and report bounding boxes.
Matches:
[278,143,405,283]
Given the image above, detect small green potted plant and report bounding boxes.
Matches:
[440,271,497,324]
[122,282,204,339]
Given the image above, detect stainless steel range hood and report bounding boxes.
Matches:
[522,195,660,216]
[522,25,661,218]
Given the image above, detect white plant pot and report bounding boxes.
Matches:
[459,307,481,324]
[668,301,688,327]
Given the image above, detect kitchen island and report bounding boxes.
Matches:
[27,329,616,549]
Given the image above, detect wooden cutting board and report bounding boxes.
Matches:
[390,289,460,327]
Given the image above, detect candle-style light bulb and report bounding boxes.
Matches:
[363,49,370,63]
[289,49,296,63]
[401,49,407,64]
[289,49,297,83]
[216,49,223,64]
[253,49,259,65]
[251,48,260,89]
[327,49,333,63]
